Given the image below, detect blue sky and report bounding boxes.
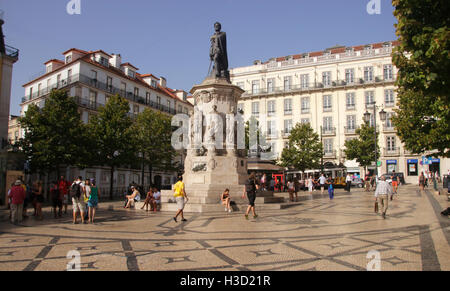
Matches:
[1,0,397,115]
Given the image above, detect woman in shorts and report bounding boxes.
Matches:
[221,189,232,213]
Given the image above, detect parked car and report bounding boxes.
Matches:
[351,178,364,188]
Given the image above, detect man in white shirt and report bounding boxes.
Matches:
[345,174,352,192]
[374,175,393,219]
[319,174,327,194]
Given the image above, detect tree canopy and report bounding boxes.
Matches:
[391,0,450,157]
[344,122,380,173]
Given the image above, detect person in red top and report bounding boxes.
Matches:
[59,176,70,214]
[9,180,26,224]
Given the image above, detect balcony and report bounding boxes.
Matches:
[4,45,19,60]
[323,150,337,159]
[383,125,396,133]
[322,127,336,136]
[344,126,359,135]
[301,108,310,114]
[241,75,396,98]
[73,96,103,111]
[281,130,291,139]
[384,147,400,157]
[21,73,178,115]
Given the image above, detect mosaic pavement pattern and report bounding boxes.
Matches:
[0,186,448,271]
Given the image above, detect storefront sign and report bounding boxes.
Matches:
[386,160,397,165]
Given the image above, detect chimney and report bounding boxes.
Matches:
[159,76,167,88]
[110,53,122,68]
[176,90,187,101]
[0,10,5,55]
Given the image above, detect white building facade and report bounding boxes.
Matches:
[230,41,448,184]
[19,48,192,192]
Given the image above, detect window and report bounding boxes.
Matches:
[386,136,396,151]
[178,105,182,113]
[68,69,72,83]
[301,97,310,114]
[301,118,310,124]
[267,78,275,93]
[364,66,374,82]
[284,76,292,91]
[346,93,355,110]
[167,100,171,109]
[128,70,135,78]
[37,83,42,96]
[91,70,98,87]
[146,92,151,104]
[284,98,292,115]
[65,55,72,63]
[383,64,393,80]
[47,79,51,90]
[322,71,331,86]
[345,69,354,84]
[236,82,244,90]
[267,100,276,116]
[57,74,61,87]
[323,95,332,112]
[324,139,334,154]
[107,77,113,91]
[100,57,109,67]
[251,80,260,94]
[300,74,309,88]
[284,119,293,135]
[134,87,139,97]
[267,120,276,137]
[347,115,356,130]
[89,90,97,105]
[46,65,52,73]
[386,112,394,128]
[133,105,139,115]
[151,80,157,88]
[157,96,161,105]
[385,89,395,107]
[323,117,333,131]
[251,102,260,116]
[120,82,126,96]
[365,91,375,107]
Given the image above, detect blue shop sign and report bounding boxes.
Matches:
[386,160,397,165]
[407,159,418,164]
[431,158,440,163]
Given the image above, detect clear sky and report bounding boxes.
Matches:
[1,0,397,115]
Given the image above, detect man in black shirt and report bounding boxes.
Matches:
[242,173,259,220]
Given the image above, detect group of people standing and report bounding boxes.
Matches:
[419,170,441,192]
[7,175,100,225]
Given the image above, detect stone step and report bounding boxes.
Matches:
[161,195,284,205]
[160,202,294,213]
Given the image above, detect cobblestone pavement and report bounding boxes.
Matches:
[0,186,448,271]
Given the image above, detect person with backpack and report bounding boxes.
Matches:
[242,173,259,220]
[50,181,62,219]
[70,176,86,224]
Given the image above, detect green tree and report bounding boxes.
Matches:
[132,108,177,187]
[279,123,322,172]
[18,90,89,177]
[391,0,450,157]
[88,95,135,199]
[344,122,380,175]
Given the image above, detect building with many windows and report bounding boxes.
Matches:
[230,41,448,184]
[18,48,192,192]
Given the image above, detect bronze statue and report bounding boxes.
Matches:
[210,22,229,81]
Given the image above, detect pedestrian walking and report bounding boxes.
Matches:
[84,179,91,220]
[287,180,295,202]
[391,170,399,201]
[319,174,326,195]
[242,173,259,220]
[8,180,26,225]
[327,177,334,200]
[307,176,314,194]
[374,175,393,219]
[173,176,188,222]
[419,172,425,191]
[345,173,352,192]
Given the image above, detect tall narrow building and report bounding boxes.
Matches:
[0,11,19,205]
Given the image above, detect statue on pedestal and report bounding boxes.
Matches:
[209,22,229,81]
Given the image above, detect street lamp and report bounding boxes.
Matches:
[363,103,387,178]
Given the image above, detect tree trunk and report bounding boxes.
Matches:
[149,164,153,188]
[109,165,114,200]
[141,153,145,189]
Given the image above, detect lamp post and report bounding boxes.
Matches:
[363,102,386,178]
